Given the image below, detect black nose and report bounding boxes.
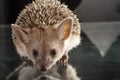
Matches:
[40,67,47,71]
[40,76,48,80]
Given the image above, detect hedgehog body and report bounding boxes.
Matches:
[12,0,81,71]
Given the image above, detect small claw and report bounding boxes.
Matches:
[57,54,68,66]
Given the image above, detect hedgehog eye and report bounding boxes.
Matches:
[50,49,56,56]
[32,49,38,57]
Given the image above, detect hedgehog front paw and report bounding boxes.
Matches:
[57,61,68,80]
[57,54,68,65]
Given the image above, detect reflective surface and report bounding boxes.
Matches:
[0,22,120,80]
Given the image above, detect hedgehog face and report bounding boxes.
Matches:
[11,18,72,71]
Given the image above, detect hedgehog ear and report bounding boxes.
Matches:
[56,18,72,40]
[11,24,30,44]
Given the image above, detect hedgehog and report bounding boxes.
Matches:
[11,0,81,71]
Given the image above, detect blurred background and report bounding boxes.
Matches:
[0,0,120,80]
